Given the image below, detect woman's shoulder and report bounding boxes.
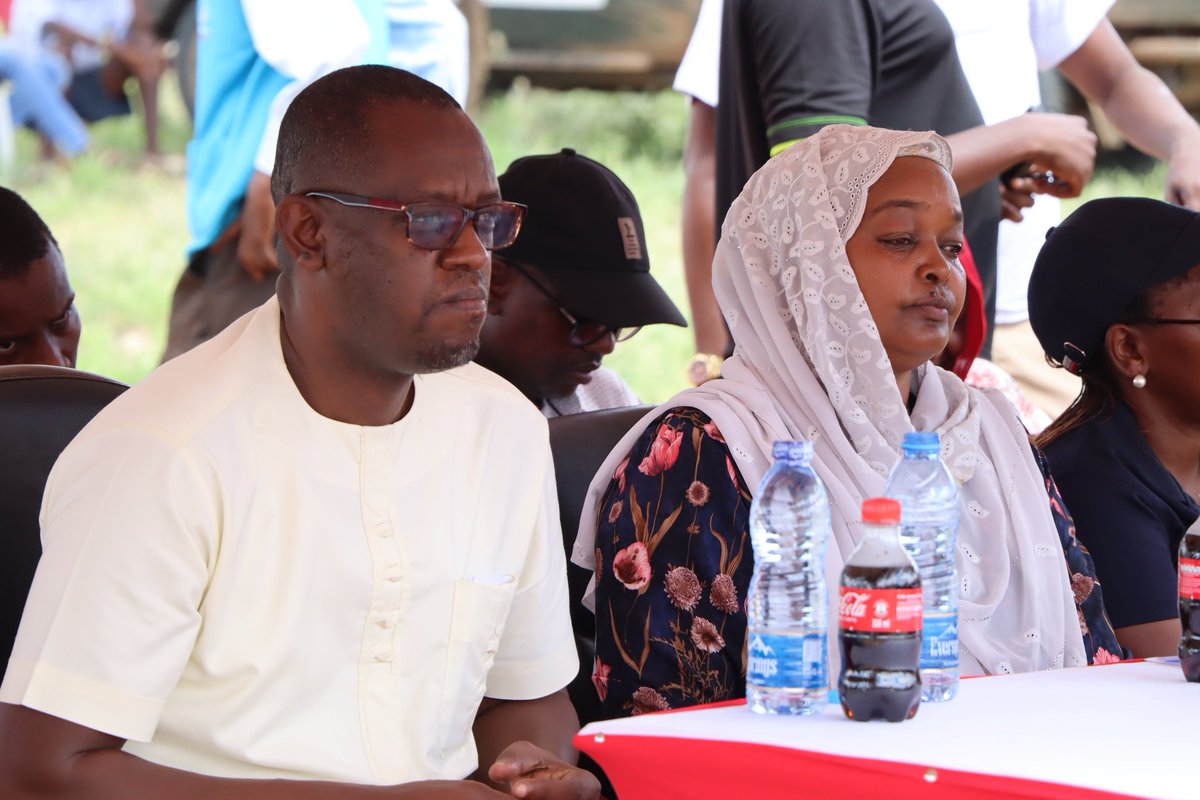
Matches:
[1040,409,1124,482]
[606,404,751,505]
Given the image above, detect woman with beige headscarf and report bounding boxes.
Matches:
[573,124,1121,719]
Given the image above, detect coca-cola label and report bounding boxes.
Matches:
[747,632,827,690]
[839,587,923,633]
[1180,558,1200,600]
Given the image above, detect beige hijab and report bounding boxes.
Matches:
[574,124,1085,675]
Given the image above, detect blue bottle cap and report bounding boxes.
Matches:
[772,439,813,464]
[901,431,940,454]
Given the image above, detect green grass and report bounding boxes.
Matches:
[2,80,1168,401]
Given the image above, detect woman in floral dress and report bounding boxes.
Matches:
[572,124,1122,719]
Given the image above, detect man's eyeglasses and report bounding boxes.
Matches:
[305,191,525,251]
[1124,318,1200,326]
[505,260,641,347]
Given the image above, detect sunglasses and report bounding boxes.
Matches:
[305,191,526,251]
[505,260,641,347]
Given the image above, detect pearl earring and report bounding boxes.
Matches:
[1132,374,1147,389]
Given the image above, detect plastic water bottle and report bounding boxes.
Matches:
[883,431,961,703]
[747,440,830,715]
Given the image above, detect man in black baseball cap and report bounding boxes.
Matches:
[476,148,686,416]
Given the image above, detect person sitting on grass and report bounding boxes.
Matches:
[0,186,81,367]
[8,0,164,156]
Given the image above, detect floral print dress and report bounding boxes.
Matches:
[590,408,1124,718]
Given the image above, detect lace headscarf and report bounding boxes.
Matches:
[575,124,1085,675]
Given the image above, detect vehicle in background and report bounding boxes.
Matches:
[484,0,701,91]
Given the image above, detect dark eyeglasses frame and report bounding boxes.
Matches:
[1123,318,1200,326]
[304,191,526,251]
[503,259,641,347]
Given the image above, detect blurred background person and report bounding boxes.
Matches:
[1031,197,1200,658]
[160,0,386,361]
[476,148,686,417]
[384,0,468,108]
[0,41,89,161]
[937,0,1200,419]
[0,186,81,367]
[674,0,1096,387]
[7,0,164,156]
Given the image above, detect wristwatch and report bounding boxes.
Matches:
[686,353,724,386]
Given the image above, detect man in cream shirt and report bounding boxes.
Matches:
[0,66,598,800]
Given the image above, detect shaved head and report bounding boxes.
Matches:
[271,65,461,205]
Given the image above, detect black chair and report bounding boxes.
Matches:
[0,365,128,678]
[547,404,653,727]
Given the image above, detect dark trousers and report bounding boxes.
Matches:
[161,236,278,362]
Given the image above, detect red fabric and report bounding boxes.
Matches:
[577,732,1146,800]
[952,237,987,379]
[0,0,11,27]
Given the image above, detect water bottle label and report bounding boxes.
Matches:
[839,587,923,633]
[921,613,959,670]
[747,632,827,689]
[1181,558,1200,600]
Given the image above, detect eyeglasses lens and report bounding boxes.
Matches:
[406,203,522,251]
[569,324,641,347]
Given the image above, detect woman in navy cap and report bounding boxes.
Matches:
[1030,196,1200,658]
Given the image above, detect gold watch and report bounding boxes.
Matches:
[686,353,724,386]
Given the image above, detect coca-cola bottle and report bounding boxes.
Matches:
[1179,519,1200,683]
[838,497,923,722]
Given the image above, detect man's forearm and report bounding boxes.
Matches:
[471,691,580,786]
[0,705,496,800]
[1088,64,1200,164]
[1060,19,1200,165]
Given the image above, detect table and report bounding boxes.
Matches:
[575,661,1194,799]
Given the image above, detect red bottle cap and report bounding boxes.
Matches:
[862,497,901,524]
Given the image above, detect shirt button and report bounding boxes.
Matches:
[373,652,392,663]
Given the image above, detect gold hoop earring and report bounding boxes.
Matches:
[1132,374,1147,389]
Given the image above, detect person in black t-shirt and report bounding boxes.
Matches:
[679,0,1097,375]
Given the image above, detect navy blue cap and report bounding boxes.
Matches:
[1028,197,1200,374]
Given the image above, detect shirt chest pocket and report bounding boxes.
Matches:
[438,576,517,757]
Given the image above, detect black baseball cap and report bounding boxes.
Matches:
[497,148,687,329]
[1028,197,1200,374]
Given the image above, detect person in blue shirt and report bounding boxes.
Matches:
[161,0,387,361]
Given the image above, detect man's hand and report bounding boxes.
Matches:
[487,741,600,800]
[237,172,280,281]
[1023,111,1097,198]
[1000,178,1038,222]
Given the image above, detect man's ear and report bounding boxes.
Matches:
[1106,323,1148,381]
[488,257,516,314]
[276,195,324,272]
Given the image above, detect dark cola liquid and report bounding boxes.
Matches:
[1180,533,1200,683]
[839,564,922,722]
